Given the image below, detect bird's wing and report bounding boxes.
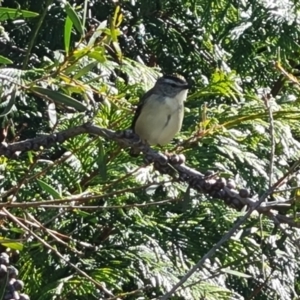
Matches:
[131,87,155,131]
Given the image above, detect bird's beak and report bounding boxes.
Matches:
[184,84,191,90]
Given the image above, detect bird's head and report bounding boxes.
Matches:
[154,74,190,97]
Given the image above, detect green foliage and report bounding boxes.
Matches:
[0,7,39,21]
[0,0,299,299]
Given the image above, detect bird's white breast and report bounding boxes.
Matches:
[134,90,188,146]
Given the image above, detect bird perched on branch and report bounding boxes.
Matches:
[131,74,190,154]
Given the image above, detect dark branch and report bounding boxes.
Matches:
[1,122,297,227]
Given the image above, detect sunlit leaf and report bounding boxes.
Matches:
[221,268,252,278]
[73,62,98,79]
[64,2,84,36]
[0,88,16,116]
[88,20,108,47]
[0,7,39,21]
[0,238,23,251]
[0,56,12,65]
[37,179,62,199]
[31,86,87,112]
[48,102,57,128]
[64,16,73,55]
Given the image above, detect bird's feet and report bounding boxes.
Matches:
[164,151,186,165]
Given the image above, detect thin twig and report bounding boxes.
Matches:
[35,197,178,209]
[1,135,99,199]
[159,165,297,300]
[263,93,275,188]
[2,208,115,298]
[0,123,298,226]
[0,151,74,198]
[108,285,151,300]
[23,0,54,69]
[25,213,83,255]
[261,92,276,280]
[271,214,300,250]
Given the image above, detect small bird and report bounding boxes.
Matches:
[131,74,190,150]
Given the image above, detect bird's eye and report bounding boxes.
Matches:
[170,84,177,88]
